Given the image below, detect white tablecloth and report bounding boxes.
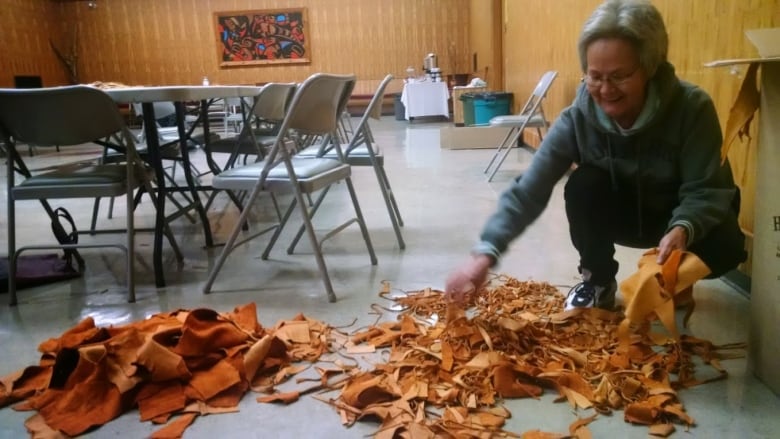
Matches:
[400,81,449,120]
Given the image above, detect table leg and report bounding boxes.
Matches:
[175,102,213,247]
[142,103,167,288]
[200,99,222,177]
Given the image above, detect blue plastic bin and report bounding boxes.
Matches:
[460,92,513,126]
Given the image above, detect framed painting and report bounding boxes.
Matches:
[214,8,310,67]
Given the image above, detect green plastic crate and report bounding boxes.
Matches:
[460,92,513,126]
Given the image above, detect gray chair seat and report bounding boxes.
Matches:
[214,157,349,194]
[296,143,383,167]
[13,164,130,199]
[489,113,547,128]
[208,134,276,155]
[267,158,349,192]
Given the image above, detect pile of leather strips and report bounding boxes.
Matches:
[0,303,335,438]
[0,255,744,438]
[329,262,744,438]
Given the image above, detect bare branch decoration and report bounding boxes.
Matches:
[50,26,79,84]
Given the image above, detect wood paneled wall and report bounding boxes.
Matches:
[504,0,778,126]
[469,0,503,90]
[0,0,68,87]
[41,0,470,89]
[503,0,779,274]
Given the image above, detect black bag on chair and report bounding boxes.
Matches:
[50,207,85,271]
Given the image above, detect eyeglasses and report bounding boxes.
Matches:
[582,66,640,88]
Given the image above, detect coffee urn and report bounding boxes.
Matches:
[423,53,438,73]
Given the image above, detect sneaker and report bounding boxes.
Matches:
[564,279,617,311]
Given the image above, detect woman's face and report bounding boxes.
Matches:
[584,38,649,129]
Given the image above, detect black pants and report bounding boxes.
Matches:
[563,165,746,284]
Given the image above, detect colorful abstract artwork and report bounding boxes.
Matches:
[214,8,310,67]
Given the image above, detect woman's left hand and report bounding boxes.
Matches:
[656,226,688,264]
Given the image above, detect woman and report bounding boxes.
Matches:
[445,0,746,310]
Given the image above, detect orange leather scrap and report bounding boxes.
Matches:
[274,320,312,344]
[182,400,239,416]
[186,358,242,401]
[28,359,123,435]
[137,381,187,422]
[0,367,52,408]
[619,249,711,345]
[0,303,335,438]
[440,340,454,372]
[37,317,107,354]
[172,308,251,357]
[624,394,694,426]
[350,319,410,349]
[243,335,274,381]
[569,414,597,436]
[340,374,401,409]
[136,328,192,382]
[97,330,145,394]
[256,391,300,404]
[23,412,67,439]
[492,364,544,398]
[648,423,676,437]
[361,400,418,439]
[720,62,760,164]
[522,430,567,439]
[149,412,197,439]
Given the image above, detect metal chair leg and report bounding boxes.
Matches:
[487,128,525,182]
[484,127,517,174]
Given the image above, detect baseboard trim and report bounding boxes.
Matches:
[721,269,751,299]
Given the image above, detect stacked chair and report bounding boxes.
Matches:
[202,82,297,214]
[206,84,295,172]
[294,74,404,249]
[202,73,377,302]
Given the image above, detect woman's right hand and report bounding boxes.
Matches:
[444,254,494,304]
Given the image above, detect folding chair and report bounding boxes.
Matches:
[221,97,246,134]
[484,70,558,181]
[206,84,296,172]
[132,102,199,144]
[337,109,355,143]
[295,74,405,249]
[202,83,297,215]
[0,85,162,305]
[202,74,377,302]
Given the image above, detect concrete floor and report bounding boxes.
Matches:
[1,117,778,438]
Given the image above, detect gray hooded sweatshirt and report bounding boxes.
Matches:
[473,61,738,262]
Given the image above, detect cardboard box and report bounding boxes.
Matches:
[451,86,486,125]
[706,28,780,395]
[439,125,512,150]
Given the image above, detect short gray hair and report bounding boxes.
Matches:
[578,0,668,77]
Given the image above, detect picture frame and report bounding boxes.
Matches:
[214,8,310,67]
